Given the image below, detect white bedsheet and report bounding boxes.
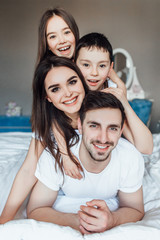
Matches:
[0,132,160,240]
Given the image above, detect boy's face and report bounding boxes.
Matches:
[76,47,111,91]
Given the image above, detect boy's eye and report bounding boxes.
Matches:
[99,64,106,68]
[83,63,89,67]
[51,87,59,93]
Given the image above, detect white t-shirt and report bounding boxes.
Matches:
[108,79,117,88]
[35,137,144,213]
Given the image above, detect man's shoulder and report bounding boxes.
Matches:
[114,138,143,160]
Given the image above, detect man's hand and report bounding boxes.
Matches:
[78,199,114,234]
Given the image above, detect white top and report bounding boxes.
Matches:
[108,79,117,88]
[35,137,144,213]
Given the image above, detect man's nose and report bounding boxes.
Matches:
[98,130,108,143]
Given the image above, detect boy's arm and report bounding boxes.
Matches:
[52,124,82,179]
[102,87,153,155]
[0,138,44,224]
[78,187,144,234]
[27,180,80,231]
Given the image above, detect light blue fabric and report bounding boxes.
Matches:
[129,99,152,125]
[0,116,31,132]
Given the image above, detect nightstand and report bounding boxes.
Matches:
[0,116,31,132]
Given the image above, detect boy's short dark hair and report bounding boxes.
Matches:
[79,91,126,128]
[75,32,113,63]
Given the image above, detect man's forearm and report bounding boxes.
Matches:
[28,207,80,231]
[112,207,144,227]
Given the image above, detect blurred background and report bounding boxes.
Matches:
[0,0,159,132]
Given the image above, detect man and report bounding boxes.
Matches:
[27,91,144,234]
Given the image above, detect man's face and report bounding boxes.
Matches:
[79,108,123,162]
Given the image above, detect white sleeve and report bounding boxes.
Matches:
[119,148,144,193]
[35,149,63,191]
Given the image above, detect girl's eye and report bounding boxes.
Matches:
[51,87,59,93]
[64,30,71,34]
[69,79,77,85]
[49,35,56,39]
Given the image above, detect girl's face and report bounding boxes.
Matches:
[45,66,85,119]
[46,15,76,59]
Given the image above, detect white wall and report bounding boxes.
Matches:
[0,0,159,132]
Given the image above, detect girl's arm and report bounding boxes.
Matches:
[102,87,153,155]
[0,138,44,224]
[52,124,82,180]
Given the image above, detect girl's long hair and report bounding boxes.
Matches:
[36,7,79,66]
[31,56,88,172]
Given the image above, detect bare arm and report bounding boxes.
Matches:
[78,187,144,234]
[0,138,44,223]
[52,124,82,179]
[27,180,80,231]
[102,86,153,154]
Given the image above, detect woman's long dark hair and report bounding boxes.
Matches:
[36,7,79,66]
[31,56,88,172]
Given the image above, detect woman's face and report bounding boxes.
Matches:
[45,66,85,118]
[46,15,76,59]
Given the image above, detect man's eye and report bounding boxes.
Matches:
[110,127,118,131]
[51,87,59,93]
[89,124,97,128]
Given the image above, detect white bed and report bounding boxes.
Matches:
[0,132,160,240]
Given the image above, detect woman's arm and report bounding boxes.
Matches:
[0,138,44,223]
[102,86,153,155]
[52,124,82,179]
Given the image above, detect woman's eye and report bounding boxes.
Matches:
[69,80,77,85]
[51,87,59,93]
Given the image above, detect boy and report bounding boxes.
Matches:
[75,32,123,91]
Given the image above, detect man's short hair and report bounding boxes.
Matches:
[79,91,126,128]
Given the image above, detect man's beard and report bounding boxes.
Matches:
[88,140,114,162]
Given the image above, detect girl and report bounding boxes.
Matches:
[0,10,153,223]
[36,7,79,65]
[0,7,80,224]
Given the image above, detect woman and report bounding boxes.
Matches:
[32,56,88,172]
[0,7,80,224]
[0,8,153,223]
